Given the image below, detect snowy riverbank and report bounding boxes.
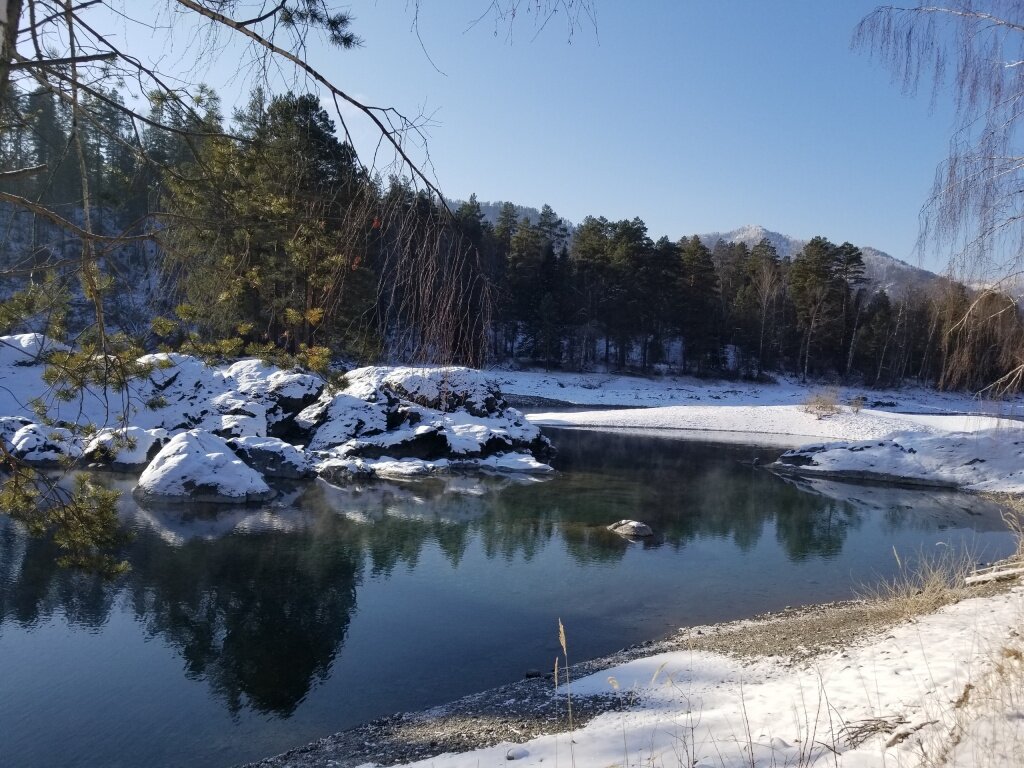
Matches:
[496,368,1024,491]
[248,579,1024,768]
[378,583,1024,768]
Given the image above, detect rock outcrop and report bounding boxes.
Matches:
[0,336,555,503]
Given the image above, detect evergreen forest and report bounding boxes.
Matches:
[2,83,1022,392]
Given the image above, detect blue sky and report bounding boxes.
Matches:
[137,2,959,268]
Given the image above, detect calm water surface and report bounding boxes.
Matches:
[0,428,1016,768]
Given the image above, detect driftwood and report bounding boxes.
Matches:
[965,563,1024,586]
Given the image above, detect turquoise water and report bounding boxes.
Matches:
[0,428,1015,768]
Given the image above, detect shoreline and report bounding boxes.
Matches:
[242,575,1017,768]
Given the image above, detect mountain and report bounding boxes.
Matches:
[858,246,946,296]
[699,224,946,296]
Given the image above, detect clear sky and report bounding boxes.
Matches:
[128,2,961,269]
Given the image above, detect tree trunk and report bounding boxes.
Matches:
[757,304,768,376]
[0,0,24,104]
[802,315,816,382]
[845,300,863,376]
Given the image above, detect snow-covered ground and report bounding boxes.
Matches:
[775,431,1024,493]
[491,368,1024,491]
[528,404,1015,447]
[494,369,1022,416]
[495,369,1020,444]
[389,586,1024,768]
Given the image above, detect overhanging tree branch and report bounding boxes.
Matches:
[9,51,114,67]
[173,0,449,209]
[0,162,46,180]
[0,190,154,244]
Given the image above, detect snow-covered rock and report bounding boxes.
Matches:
[337,425,450,460]
[83,426,168,468]
[9,423,84,463]
[0,345,556,497]
[0,416,32,446]
[371,457,450,480]
[315,456,376,485]
[202,391,269,438]
[303,392,388,450]
[467,452,555,474]
[227,360,323,403]
[0,333,68,366]
[131,353,230,432]
[135,430,274,503]
[345,366,507,417]
[223,359,325,438]
[226,435,312,479]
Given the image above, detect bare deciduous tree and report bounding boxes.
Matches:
[855,1,1024,391]
[855,2,1024,280]
[749,250,780,375]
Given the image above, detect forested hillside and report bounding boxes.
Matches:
[1,85,489,366]
[2,83,1022,391]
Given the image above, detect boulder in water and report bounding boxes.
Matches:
[607,519,654,538]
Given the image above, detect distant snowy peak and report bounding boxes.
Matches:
[700,225,946,295]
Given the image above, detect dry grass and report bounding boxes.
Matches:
[802,388,842,419]
[858,502,1024,768]
[856,546,978,622]
[997,497,1024,562]
[928,499,1024,768]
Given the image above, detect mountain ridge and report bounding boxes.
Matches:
[699,224,945,295]
[452,203,945,296]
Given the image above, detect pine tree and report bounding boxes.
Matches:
[164,91,374,355]
[24,88,79,206]
[745,238,781,375]
[536,203,568,253]
[788,236,842,379]
[605,217,652,368]
[834,241,867,374]
[678,235,720,372]
[567,215,613,368]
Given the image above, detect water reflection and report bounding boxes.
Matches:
[0,429,1016,768]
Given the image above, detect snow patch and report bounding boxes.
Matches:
[775,428,1024,492]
